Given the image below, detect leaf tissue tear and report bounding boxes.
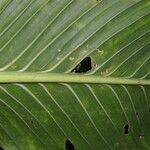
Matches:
[124,124,129,134]
[71,57,92,73]
[65,139,75,150]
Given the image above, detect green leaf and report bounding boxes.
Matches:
[0,0,150,149]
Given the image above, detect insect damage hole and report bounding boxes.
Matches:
[136,112,138,116]
[65,139,75,150]
[71,57,92,73]
[0,146,4,150]
[124,124,129,134]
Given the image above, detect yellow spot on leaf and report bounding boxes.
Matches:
[75,22,85,29]
[57,49,61,52]
[97,49,104,54]
[69,57,75,61]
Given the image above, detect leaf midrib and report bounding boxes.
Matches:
[0,72,149,85]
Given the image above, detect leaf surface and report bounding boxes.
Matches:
[0,0,150,149]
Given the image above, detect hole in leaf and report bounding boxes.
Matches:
[65,139,75,150]
[124,124,129,134]
[93,64,97,67]
[71,57,92,73]
[0,146,4,150]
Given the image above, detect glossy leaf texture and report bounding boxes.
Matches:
[0,0,150,149]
